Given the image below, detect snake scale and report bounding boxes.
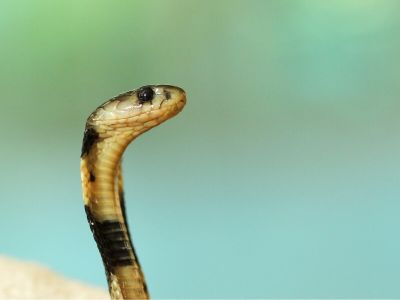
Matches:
[80,85,186,299]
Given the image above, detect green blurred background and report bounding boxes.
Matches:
[1,0,400,298]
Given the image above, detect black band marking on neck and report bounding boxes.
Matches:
[85,205,133,270]
[81,127,99,157]
[89,171,96,182]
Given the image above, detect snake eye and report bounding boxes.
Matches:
[137,86,154,104]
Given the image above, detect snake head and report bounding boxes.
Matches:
[87,85,186,135]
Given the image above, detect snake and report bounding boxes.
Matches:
[80,85,186,299]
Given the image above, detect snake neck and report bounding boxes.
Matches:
[81,132,149,300]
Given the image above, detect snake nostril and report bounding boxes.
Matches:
[137,86,154,104]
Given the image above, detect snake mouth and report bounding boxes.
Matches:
[159,85,186,110]
[178,93,186,105]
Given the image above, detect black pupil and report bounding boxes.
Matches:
[137,87,154,103]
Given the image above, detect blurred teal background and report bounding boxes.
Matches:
[1,0,400,298]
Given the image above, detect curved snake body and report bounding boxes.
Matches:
[80,85,186,299]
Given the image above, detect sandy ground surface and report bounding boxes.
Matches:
[0,255,108,299]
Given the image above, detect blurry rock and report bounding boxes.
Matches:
[0,255,108,299]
